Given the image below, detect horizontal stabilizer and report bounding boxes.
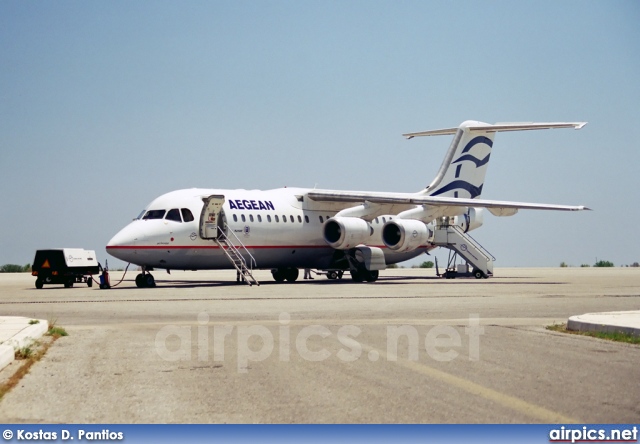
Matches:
[403,121,587,139]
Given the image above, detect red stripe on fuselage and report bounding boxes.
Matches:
[106,245,337,250]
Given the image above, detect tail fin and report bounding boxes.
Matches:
[404,121,586,199]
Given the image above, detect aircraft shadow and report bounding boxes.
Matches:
[95,276,564,289]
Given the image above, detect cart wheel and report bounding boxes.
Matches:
[473,269,484,279]
[35,279,43,289]
[87,278,93,288]
[328,271,338,280]
[64,279,74,288]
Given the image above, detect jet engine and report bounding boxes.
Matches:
[323,217,372,250]
[453,207,484,232]
[382,219,432,252]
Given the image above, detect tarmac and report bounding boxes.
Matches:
[0,308,638,373]
[1,267,639,423]
[0,317,49,371]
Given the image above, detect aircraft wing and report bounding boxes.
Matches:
[306,190,590,215]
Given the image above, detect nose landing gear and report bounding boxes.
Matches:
[135,270,156,288]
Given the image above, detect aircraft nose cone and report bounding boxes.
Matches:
[106,223,144,262]
[107,225,137,247]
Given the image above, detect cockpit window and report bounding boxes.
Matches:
[136,210,146,220]
[165,209,182,222]
[143,209,166,220]
[181,208,194,222]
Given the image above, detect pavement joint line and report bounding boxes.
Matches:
[64,318,562,330]
[0,295,485,305]
[357,341,580,424]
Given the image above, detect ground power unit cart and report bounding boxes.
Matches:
[31,249,100,289]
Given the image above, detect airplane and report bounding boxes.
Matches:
[106,120,589,287]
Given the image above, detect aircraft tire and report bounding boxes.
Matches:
[271,269,286,282]
[135,273,146,288]
[285,267,299,282]
[351,270,364,283]
[145,274,156,288]
[364,270,379,282]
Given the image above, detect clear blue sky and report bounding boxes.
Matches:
[1,1,639,268]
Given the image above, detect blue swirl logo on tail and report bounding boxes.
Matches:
[431,181,484,198]
[454,153,491,167]
[430,135,492,198]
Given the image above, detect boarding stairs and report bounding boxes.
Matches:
[432,223,495,277]
[214,227,260,286]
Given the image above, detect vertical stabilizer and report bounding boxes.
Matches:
[424,120,493,198]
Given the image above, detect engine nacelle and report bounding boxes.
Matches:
[453,207,484,232]
[382,219,432,252]
[323,217,372,250]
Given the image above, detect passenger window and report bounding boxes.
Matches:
[382,217,386,223]
[181,208,194,222]
[375,217,379,224]
[304,215,309,223]
[267,215,272,223]
[165,209,182,222]
[275,215,279,222]
[297,215,302,223]
[290,215,294,223]
[283,215,287,223]
[250,215,254,222]
[241,215,246,222]
[258,215,262,222]
[233,214,238,222]
[326,215,330,220]
[319,216,324,223]
[143,210,166,220]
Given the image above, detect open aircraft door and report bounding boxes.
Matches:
[199,195,226,240]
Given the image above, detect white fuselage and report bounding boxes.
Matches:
[106,188,430,271]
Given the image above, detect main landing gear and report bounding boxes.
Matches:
[350,268,379,283]
[135,270,156,288]
[271,267,378,283]
[271,267,299,282]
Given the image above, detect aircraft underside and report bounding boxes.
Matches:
[124,244,430,287]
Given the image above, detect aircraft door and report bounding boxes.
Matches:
[199,195,226,240]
